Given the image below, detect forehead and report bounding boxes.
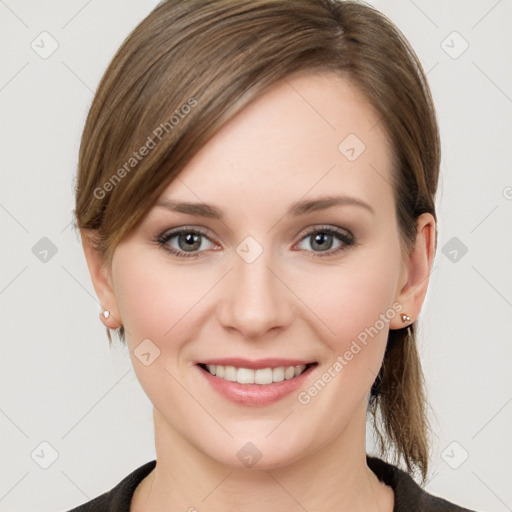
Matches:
[157,71,394,220]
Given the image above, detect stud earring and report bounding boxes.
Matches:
[401,314,411,323]
[102,310,110,319]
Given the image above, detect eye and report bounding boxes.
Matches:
[295,226,354,257]
[156,228,216,259]
[156,225,355,260]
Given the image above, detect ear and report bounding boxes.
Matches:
[389,213,436,329]
[81,229,122,329]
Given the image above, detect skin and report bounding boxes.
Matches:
[82,71,435,511]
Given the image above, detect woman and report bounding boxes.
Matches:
[68,0,477,510]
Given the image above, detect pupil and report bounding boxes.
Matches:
[181,233,200,250]
[313,233,332,251]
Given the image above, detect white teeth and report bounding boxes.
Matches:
[284,366,295,380]
[255,368,273,384]
[224,365,237,382]
[203,364,308,384]
[273,367,284,382]
[237,367,255,384]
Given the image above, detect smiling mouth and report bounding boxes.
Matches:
[197,362,318,385]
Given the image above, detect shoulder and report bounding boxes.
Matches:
[367,455,477,512]
[63,460,156,512]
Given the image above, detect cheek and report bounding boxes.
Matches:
[300,252,400,345]
[289,249,401,432]
[112,246,209,343]
[293,244,402,403]
[111,249,211,410]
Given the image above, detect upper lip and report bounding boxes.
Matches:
[196,358,316,369]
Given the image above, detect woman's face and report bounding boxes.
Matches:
[108,72,411,469]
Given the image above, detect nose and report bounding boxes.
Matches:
[217,243,293,340]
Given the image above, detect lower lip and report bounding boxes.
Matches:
[196,364,317,407]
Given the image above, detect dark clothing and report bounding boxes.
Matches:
[65,456,476,511]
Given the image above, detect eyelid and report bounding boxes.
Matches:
[294,224,352,241]
[157,225,216,242]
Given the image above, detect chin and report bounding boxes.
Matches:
[202,432,310,472]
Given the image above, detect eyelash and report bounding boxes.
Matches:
[155,225,355,260]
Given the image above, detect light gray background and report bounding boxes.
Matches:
[1,1,511,511]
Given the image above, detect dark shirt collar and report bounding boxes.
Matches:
[67,456,476,512]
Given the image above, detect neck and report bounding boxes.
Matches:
[132,403,394,512]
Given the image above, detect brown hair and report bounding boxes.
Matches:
[74,0,440,482]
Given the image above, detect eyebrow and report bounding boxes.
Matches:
[154,195,375,220]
